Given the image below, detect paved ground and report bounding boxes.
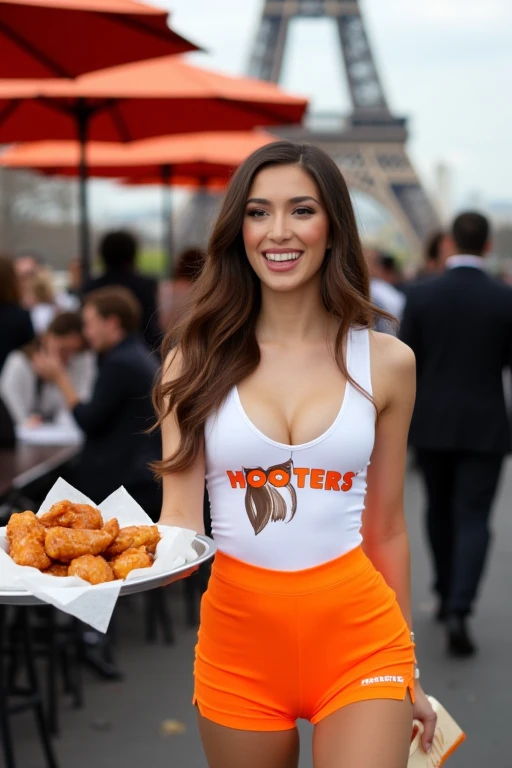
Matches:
[13,457,512,767]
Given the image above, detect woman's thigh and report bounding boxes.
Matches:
[197,712,300,768]
[313,697,413,768]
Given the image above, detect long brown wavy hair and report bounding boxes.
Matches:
[153,141,392,476]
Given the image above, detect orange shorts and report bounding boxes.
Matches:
[193,545,415,731]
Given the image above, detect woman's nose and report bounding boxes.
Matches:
[268,215,291,242]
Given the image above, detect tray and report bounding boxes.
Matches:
[0,534,216,606]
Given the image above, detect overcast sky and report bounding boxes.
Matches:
[157,0,512,209]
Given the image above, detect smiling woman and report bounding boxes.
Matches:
[152,141,437,768]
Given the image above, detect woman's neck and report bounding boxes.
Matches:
[257,279,334,346]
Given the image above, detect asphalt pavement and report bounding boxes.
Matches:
[13,456,512,768]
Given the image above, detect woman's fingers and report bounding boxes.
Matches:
[421,708,438,753]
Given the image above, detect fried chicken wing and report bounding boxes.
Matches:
[45,518,119,562]
[39,500,103,530]
[45,562,69,577]
[110,546,153,580]
[105,525,161,558]
[68,555,114,585]
[7,511,51,570]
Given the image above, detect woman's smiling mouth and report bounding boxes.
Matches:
[261,250,304,272]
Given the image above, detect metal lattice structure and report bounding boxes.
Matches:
[249,0,439,256]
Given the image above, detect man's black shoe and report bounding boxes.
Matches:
[446,615,477,657]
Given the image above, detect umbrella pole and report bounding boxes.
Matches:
[77,100,90,286]
[161,164,173,278]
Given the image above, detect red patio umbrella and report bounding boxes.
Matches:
[0,0,198,78]
[0,58,308,277]
[0,131,279,273]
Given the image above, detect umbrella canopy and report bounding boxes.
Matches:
[0,59,306,278]
[0,57,308,142]
[0,131,278,178]
[0,0,198,78]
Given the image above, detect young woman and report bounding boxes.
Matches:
[153,142,436,768]
[0,311,95,428]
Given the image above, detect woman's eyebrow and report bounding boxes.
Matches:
[246,195,320,206]
[289,195,320,205]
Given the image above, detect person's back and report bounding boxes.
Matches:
[83,231,161,351]
[0,254,35,373]
[402,258,512,452]
[400,211,512,655]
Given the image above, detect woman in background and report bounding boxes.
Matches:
[0,311,95,428]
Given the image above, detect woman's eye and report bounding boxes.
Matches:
[247,209,267,218]
[294,207,315,216]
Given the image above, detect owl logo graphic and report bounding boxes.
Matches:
[243,459,297,535]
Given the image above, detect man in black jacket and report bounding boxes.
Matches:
[83,231,162,352]
[33,286,161,514]
[400,212,512,656]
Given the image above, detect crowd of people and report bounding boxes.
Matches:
[0,233,204,510]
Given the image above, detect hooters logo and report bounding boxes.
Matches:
[226,461,357,536]
[243,460,297,536]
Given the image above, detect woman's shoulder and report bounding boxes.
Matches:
[368,329,415,378]
[161,346,184,384]
[2,349,32,374]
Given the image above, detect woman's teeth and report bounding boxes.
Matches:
[264,252,302,262]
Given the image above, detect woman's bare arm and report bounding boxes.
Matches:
[158,350,206,534]
[361,331,415,625]
[363,332,437,753]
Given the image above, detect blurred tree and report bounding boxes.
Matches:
[0,167,79,266]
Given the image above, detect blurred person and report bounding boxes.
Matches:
[154,141,436,765]
[159,246,206,330]
[422,230,452,276]
[29,266,58,334]
[83,230,161,352]
[0,253,35,373]
[32,287,161,514]
[0,311,95,429]
[67,257,83,299]
[14,252,41,309]
[366,248,405,334]
[400,211,512,657]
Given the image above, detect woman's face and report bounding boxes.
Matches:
[44,332,83,365]
[242,163,331,293]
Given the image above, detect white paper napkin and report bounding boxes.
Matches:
[0,478,199,632]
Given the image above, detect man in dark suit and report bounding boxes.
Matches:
[33,286,161,514]
[83,230,162,352]
[400,212,512,657]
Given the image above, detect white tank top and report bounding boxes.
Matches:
[204,327,376,570]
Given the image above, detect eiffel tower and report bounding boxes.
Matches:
[249,0,440,257]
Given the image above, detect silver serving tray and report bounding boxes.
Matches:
[0,534,216,606]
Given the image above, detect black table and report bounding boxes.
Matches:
[0,443,80,500]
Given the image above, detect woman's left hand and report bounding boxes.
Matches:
[412,682,437,753]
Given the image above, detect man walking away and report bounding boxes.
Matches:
[400,212,512,657]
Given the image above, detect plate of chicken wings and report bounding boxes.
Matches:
[0,497,215,606]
